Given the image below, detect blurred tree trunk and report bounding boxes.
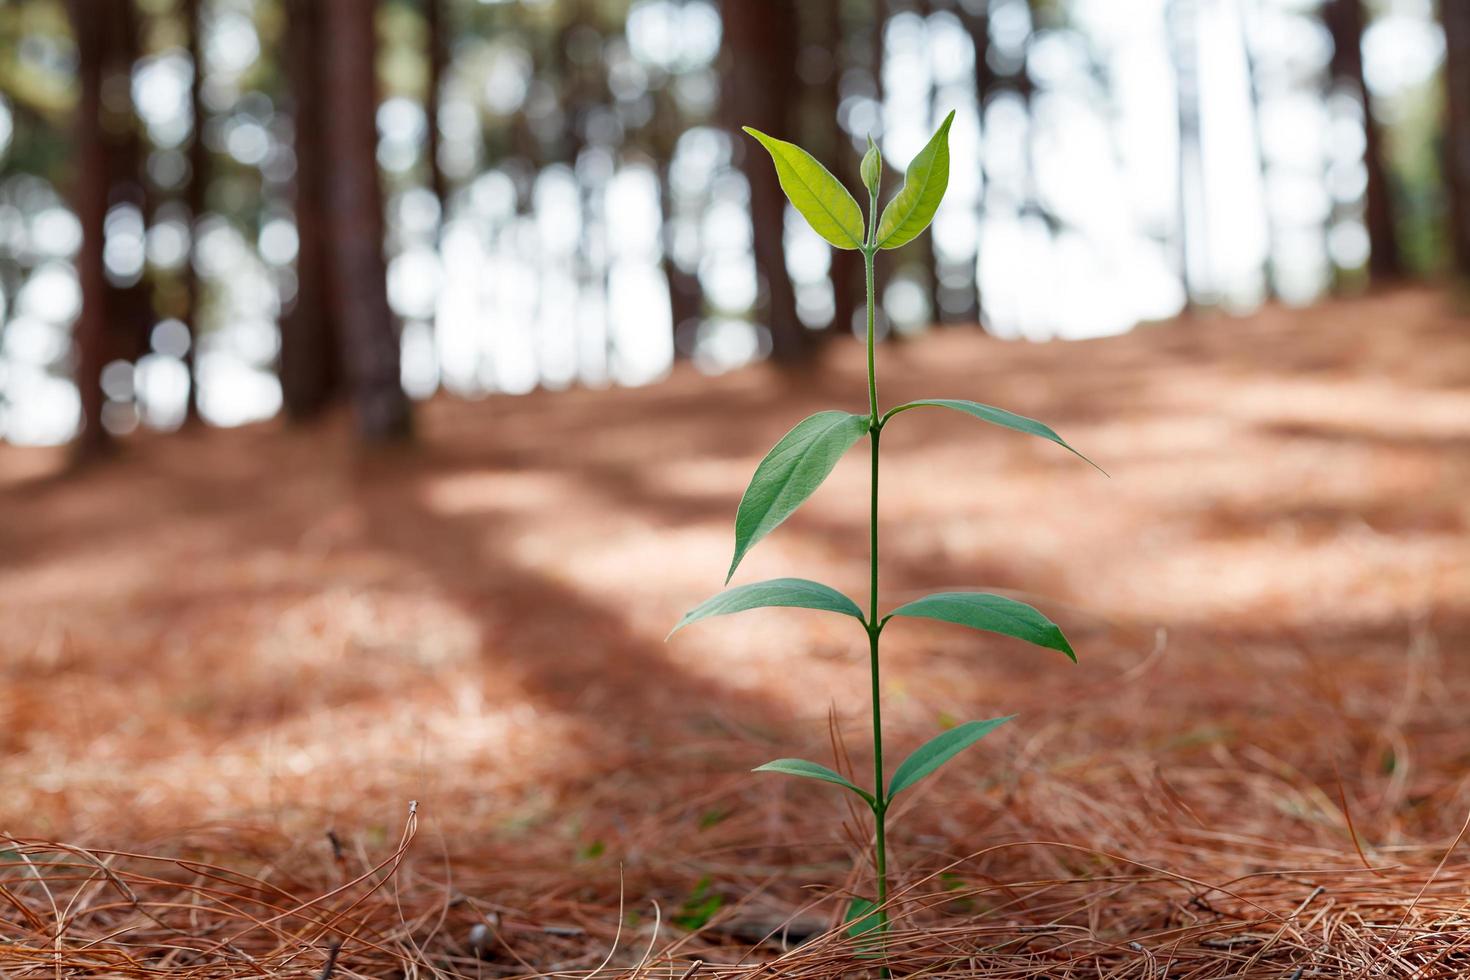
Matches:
[321,0,412,440]
[1442,0,1470,279]
[65,0,148,460]
[960,0,993,327]
[65,0,114,460]
[962,0,999,100]
[183,0,206,419]
[724,0,806,363]
[921,4,946,327]
[280,0,339,420]
[424,0,448,215]
[555,1,620,374]
[913,1,942,327]
[649,73,702,356]
[826,0,859,338]
[1325,0,1403,281]
[101,0,153,363]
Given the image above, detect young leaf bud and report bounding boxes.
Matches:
[861,135,882,199]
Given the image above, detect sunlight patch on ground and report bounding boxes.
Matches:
[420,468,579,515]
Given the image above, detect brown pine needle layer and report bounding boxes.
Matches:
[3,289,1469,976]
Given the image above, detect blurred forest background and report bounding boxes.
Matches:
[5,2,1470,974]
[0,0,1466,455]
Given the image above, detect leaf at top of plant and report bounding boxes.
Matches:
[669,578,864,639]
[727,411,871,582]
[884,398,1104,473]
[860,135,882,199]
[888,717,1013,797]
[887,592,1075,660]
[875,110,954,250]
[753,758,875,806]
[742,127,865,250]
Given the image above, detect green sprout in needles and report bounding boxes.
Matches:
[669,111,1104,948]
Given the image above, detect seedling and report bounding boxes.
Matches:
[669,113,1101,944]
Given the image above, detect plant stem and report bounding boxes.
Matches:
[869,433,887,920]
[865,252,878,423]
[862,234,889,940]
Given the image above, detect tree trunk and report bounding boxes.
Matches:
[183,0,206,419]
[1442,0,1470,279]
[960,0,993,327]
[921,3,947,327]
[65,0,148,460]
[1325,0,1402,281]
[827,0,859,338]
[65,0,113,460]
[101,0,152,360]
[280,0,339,421]
[723,0,806,363]
[320,0,412,440]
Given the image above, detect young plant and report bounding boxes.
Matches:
[669,113,1100,938]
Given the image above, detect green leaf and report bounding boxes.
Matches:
[883,398,1104,473]
[669,578,864,638]
[888,717,1013,797]
[727,411,870,582]
[844,897,882,941]
[887,592,1075,661]
[742,127,865,250]
[875,110,954,250]
[753,758,875,806]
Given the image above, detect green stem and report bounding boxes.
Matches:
[869,434,886,922]
[862,237,889,942]
[865,252,878,422]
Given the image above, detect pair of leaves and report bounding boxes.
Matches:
[672,579,1073,661]
[742,110,954,252]
[726,587,1058,804]
[753,717,1013,806]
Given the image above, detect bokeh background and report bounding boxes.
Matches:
[2,2,1470,977]
[0,0,1464,447]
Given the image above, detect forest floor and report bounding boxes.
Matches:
[2,288,1470,977]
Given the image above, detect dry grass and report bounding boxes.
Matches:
[2,289,1470,976]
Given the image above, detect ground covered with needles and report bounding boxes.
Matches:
[3,289,1470,977]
